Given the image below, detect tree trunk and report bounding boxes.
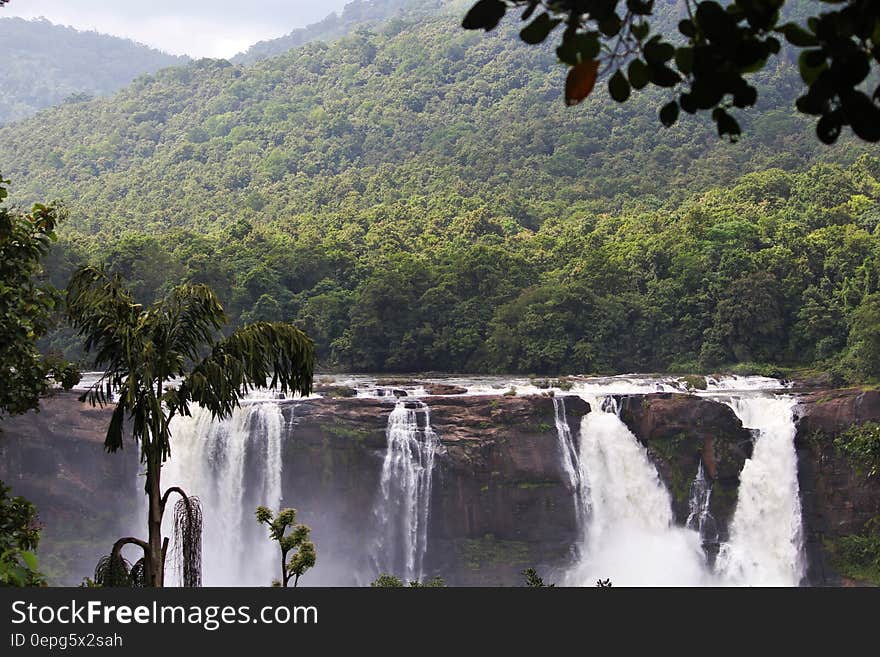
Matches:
[146,451,164,587]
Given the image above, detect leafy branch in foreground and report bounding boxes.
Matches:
[0,173,78,420]
[0,481,45,587]
[256,506,316,587]
[67,265,316,586]
[463,0,880,143]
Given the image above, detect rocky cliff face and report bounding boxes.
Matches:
[0,391,141,585]
[279,394,590,585]
[795,389,880,585]
[2,387,878,586]
[617,394,752,548]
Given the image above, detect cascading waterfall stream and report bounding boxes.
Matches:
[686,462,711,533]
[552,395,584,527]
[715,395,804,586]
[566,395,709,586]
[369,401,439,582]
[164,401,285,586]
[686,461,720,565]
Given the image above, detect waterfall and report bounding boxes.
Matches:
[164,401,285,586]
[552,396,582,493]
[716,396,804,586]
[566,395,709,586]
[686,461,719,561]
[552,395,585,541]
[369,401,439,582]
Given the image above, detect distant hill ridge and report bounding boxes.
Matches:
[0,17,188,125]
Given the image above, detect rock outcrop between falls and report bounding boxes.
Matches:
[281,393,590,585]
[617,394,753,543]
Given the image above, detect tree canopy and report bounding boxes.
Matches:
[463,0,880,143]
[0,6,877,380]
[0,174,78,419]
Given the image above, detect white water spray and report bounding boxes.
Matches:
[370,401,439,582]
[566,396,709,586]
[164,401,285,586]
[716,396,804,586]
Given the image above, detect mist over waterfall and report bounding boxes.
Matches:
[369,401,439,582]
[165,402,284,586]
[716,396,805,586]
[566,395,709,586]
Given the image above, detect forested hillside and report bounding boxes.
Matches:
[0,7,877,377]
[0,17,187,125]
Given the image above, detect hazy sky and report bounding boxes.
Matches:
[1,0,352,58]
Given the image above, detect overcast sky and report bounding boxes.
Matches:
[1,0,352,58]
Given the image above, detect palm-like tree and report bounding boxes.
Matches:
[66,266,315,587]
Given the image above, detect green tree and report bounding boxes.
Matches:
[255,506,316,587]
[0,481,45,587]
[522,567,554,587]
[844,293,880,380]
[463,0,880,143]
[67,266,315,587]
[369,574,446,587]
[834,422,880,478]
[0,174,77,419]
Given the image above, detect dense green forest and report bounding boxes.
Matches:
[0,17,187,125]
[0,6,877,377]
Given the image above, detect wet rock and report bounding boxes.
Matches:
[278,393,591,584]
[617,393,752,541]
[424,384,467,396]
[314,384,358,398]
[796,389,880,438]
[796,388,880,585]
[373,388,408,398]
[0,391,141,585]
